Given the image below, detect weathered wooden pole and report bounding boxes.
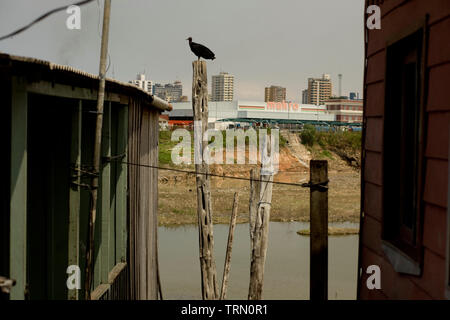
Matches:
[85,0,112,300]
[309,160,328,300]
[192,60,219,300]
[248,136,274,300]
[220,192,239,300]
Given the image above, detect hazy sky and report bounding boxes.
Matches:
[0,0,364,101]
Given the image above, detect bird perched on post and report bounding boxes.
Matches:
[187,37,216,61]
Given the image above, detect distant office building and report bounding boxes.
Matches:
[264,85,286,102]
[302,89,309,104]
[129,73,153,93]
[307,74,332,105]
[211,72,234,101]
[349,92,360,100]
[154,81,183,102]
[325,98,363,123]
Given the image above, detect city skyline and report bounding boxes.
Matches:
[132,71,360,104]
[0,0,364,102]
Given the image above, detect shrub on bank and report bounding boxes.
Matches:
[300,125,361,153]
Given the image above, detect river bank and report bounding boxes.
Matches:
[158,138,361,227]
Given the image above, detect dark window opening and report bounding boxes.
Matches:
[27,94,72,299]
[382,27,425,261]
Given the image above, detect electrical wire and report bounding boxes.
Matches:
[107,159,329,189]
[0,0,97,41]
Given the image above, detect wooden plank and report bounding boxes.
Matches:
[90,283,110,300]
[115,104,128,263]
[147,110,159,300]
[220,192,239,300]
[68,100,82,300]
[109,105,117,271]
[138,108,149,299]
[192,60,219,300]
[108,262,127,284]
[9,76,27,300]
[127,100,141,299]
[309,160,328,301]
[100,102,112,284]
[27,81,121,102]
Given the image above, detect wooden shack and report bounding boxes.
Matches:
[359,0,450,299]
[0,53,171,300]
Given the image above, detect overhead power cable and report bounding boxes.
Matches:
[0,0,96,41]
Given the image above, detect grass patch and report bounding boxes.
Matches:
[320,150,333,159]
[300,124,361,151]
[159,128,284,166]
[299,124,361,165]
[159,130,179,165]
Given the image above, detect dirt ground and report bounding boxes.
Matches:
[158,134,361,226]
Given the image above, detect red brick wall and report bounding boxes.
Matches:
[360,0,450,299]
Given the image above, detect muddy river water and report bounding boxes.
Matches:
[158,221,359,300]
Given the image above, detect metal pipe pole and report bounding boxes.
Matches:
[85,0,112,300]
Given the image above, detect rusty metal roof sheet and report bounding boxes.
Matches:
[0,52,173,112]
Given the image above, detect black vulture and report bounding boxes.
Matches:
[186,37,216,60]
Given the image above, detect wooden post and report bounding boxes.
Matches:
[68,100,82,300]
[220,192,239,300]
[192,60,219,300]
[85,0,112,300]
[248,136,274,300]
[248,169,260,244]
[309,160,328,301]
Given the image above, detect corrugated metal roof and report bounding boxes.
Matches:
[0,52,173,111]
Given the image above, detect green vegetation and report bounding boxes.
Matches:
[300,124,361,152]
[279,132,288,148]
[320,150,333,159]
[159,128,286,166]
[299,124,361,166]
[299,124,316,147]
[159,130,180,165]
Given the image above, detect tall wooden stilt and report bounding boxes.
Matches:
[248,136,274,300]
[220,192,239,300]
[192,60,218,300]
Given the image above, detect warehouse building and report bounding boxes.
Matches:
[164,100,359,129]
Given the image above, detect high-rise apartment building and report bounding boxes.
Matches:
[154,81,183,102]
[211,72,234,101]
[302,89,309,104]
[264,85,286,102]
[129,73,153,93]
[307,74,332,105]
